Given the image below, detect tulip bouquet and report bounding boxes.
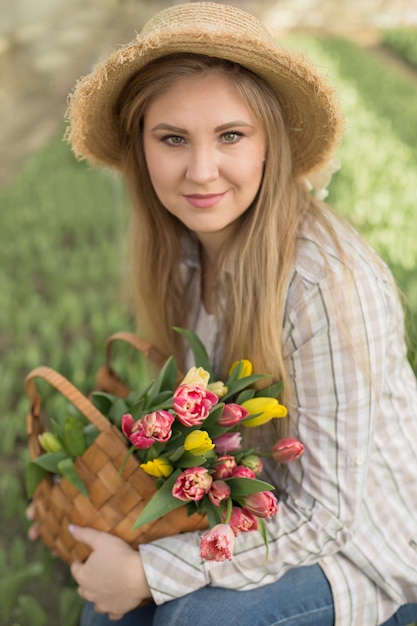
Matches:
[29,328,304,562]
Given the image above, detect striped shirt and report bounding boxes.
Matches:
[140,216,417,626]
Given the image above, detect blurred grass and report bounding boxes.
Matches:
[1,32,417,624]
[381,27,417,69]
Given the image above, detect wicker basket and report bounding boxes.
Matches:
[25,332,208,565]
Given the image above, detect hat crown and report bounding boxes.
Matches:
[141,1,274,44]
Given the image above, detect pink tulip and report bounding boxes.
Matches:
[173,384,218,427]
[244,491,278,519]
[272,438,305,463]
[217,403,249,427]
[232,465,256,479]
[172,467,213,502]
[121,413,154,449]
[212,455,237,479]
[121,411,174,449]
[200,524,235,562]
[213,432,242,455]
[226,506,258,536]
[208,480,231,507]
[141,410,175,443]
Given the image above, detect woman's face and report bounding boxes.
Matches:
[143,72,266,255]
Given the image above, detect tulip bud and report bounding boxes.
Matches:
[208,480,231,507]
[217,403,248,427]
[200,524,235,561]
[207,380,228,398]
[228,359,253,379]
[272,438,304,463]
[38,432,62,453]
[213,432,242,454]
[244,491,278,519]
[140,458,174,478]
[184,430,215,456]
[180,366,210,389]
[241,397,287,427]
[241,454,263,475]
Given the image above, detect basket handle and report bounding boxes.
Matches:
[25,366,121,461]
[103,332,169,372]
[95,332,183,397]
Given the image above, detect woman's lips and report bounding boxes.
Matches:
[183,192,226,209]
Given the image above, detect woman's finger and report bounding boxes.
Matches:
[25,502,36,520]
[27,523,40,541]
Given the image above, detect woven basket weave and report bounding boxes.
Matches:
[26,332,207,565]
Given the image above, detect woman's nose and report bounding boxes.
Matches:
[185,145,219,183]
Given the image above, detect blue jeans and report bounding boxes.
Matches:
[80,563,417,626]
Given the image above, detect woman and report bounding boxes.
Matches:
[61,3,417,625]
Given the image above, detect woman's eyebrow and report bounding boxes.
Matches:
[214,120,253,132]
[151,120,253,133]
[151,123,188,133]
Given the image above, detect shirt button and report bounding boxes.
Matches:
[355,455,363,466]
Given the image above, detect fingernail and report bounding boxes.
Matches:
[69,524,78,534]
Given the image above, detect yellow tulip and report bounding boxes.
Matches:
[228,359,253,379]
[241,397,287,428]
[180,366,210,389]
[140,458,173,478]
[184,430,215,456]
[207,380,228,398]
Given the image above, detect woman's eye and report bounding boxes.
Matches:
[221,132,242,143]
[164,135,185,146]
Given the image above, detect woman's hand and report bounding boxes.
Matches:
[70,526,151,621]
[26,502,40,541]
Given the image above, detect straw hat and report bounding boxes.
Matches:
[66,2,343,176]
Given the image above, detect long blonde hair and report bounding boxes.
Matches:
[116,53,350,424]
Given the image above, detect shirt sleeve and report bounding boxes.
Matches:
[140,264,394,604]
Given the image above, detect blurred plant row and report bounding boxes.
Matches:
[382,27,417,69]
[1,31,416,624]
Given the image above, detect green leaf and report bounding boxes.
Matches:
[25,462,47,498]
[202,496,223,527]
[236,389,256,404]
[147,356,177,403]
[127,380,155,405]
[59,586,84,626]
[165,445,185,463]
[17,595,47,626]
[146,390,174,410]
[173,327,213,378]
[50,418,71,456]
[132,469,184,529]
[31,451,67,473]
[201,403,225,431]
[90,391,115,414]
[174,451,208,468]
[10,537,26,569]
[224,496,233,524]
[223,374,269,401]
[83,423,99,447]
[63,415,87,458]
[224,477,275,496]
[255,380,283,398]
[157,356,178,392]
[108,398,129,426]
[57,458,89,497]
[257,517,269,561]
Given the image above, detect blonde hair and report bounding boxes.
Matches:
[116,53,355,436]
